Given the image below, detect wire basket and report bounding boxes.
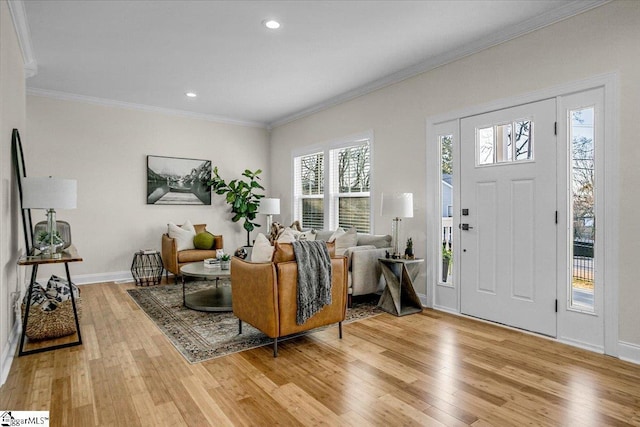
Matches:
[21,298,82,341]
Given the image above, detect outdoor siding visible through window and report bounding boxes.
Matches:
[294,137,372,233]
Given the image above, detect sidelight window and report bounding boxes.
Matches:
[569,107,595,312]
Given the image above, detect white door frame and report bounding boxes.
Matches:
[425,72,619,356]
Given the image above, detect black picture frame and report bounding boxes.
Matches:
[147,155,212,205]
[12,129,34,252]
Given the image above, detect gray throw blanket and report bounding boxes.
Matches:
[292,240,332,325]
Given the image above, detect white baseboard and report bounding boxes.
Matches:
[417,293,429,307]
[432,304,460,315]
[618,341,640,365]
[1,321,20,387]
[557,336,605,354]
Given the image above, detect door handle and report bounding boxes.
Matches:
[460,223,473,230]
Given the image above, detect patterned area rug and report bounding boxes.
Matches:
[127,280,382,363]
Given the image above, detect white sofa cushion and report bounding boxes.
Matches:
[333,227,358,256]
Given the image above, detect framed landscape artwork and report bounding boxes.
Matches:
[147,155,212,205]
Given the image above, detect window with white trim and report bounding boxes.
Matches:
[294,137,371,232]
[294,152,324,230]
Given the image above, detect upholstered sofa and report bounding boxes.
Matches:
[230,242,347,357]
[161,223,223,282]
[313,230,392,304]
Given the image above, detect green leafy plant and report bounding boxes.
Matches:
[220,253,231,261]
[442,244,452,262]
[208,167,265,246]
[35,230,64,246]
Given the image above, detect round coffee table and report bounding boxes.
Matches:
[180,262,232,312]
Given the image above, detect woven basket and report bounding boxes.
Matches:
[21,298,82,341]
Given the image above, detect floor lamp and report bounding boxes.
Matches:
[22,177,77,258]
[381,192,413,259]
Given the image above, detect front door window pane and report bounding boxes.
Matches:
[476,120,533,165]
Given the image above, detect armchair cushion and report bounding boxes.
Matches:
[193,231,215,249]
[168,220,196,251]
[177,249,219,263]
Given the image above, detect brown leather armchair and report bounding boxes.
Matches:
[230,243,347,357]
[161,224,223,282]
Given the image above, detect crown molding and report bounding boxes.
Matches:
[7,0,37,78]
[27,87,268,129]
[269,0,609,128]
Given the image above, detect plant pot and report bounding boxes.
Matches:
[221,260,230,270]
[442,259,450,282]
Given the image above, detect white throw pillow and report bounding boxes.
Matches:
[284,227,302,240]
[251,233,274,263]
[327,227,345,242]
[276,228,297,244]
[167,220,196,251]
[298,229,316,241]
[334,226,358,256]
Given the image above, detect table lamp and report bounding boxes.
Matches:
[259,198,280,232]
[381,192,413,259]
[22,176,77,258]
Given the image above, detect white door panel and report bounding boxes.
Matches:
[460,99,557,336]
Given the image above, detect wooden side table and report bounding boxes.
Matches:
[377,258,424,316]
[17,246,83,356]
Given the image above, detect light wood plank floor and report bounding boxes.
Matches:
[1,281,639,426]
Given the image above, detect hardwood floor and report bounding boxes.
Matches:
[1,281,639,426]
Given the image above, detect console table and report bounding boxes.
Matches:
[377,258,424,316]
[17,247,83,356]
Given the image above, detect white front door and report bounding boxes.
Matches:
[460,99,557,336]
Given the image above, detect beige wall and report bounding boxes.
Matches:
[0,0,27,382]
[26,95,270,281]
[269,1,640,347]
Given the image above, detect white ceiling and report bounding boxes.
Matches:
[20,0,606,127]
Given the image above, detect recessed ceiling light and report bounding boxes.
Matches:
[263,19,280,30]
[185,92,197,98]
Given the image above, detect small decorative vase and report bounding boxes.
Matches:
[221,260,230,270]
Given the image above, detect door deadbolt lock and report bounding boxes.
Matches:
[460,223,473,231]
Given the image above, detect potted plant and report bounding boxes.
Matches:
[35,229,65,255]
[442,244,452,282]
[208,167,264,247]
[220,253,231,270]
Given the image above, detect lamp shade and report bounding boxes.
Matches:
[259,198,280,215]
[381,192,413,218]
[22,177,77,210]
